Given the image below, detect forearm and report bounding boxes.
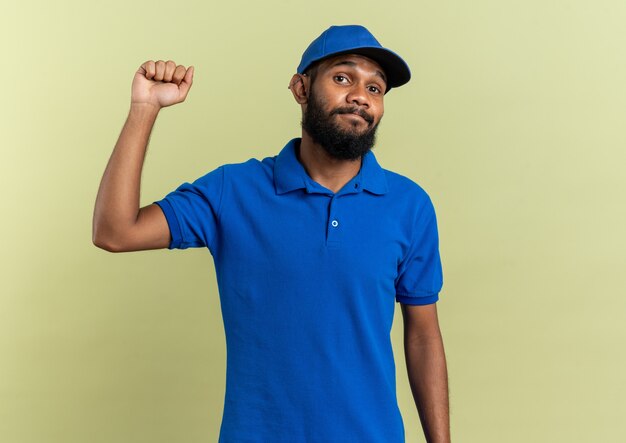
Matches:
[92,103,160,246]
[404,332,450,443]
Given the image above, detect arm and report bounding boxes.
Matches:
[92,60,194,252]
[401,302,450,443]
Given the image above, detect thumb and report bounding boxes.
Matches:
[178,66,194,100]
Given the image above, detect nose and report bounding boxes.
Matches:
[346,82,370,108]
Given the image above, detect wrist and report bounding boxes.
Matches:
[129,101,161,116]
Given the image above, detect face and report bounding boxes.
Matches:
[300,54,387,160]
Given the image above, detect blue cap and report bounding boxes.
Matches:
[297,25,411,93]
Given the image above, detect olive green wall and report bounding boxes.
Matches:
[2,0,625,441]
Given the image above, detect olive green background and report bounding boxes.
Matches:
[2,0,625,442]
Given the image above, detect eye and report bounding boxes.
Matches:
[368,85,382,94]
[334,75,349,84]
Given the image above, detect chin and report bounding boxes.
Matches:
[340,125,369,136]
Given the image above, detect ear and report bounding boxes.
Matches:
[288,73,309,104]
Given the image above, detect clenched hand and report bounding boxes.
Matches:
[131,60,194,109]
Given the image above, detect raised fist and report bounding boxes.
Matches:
[131,60,194,109]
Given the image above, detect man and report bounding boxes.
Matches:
[93,24,450,443]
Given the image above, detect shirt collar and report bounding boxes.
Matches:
[274,138,389,196]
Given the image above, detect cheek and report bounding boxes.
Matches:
[374,105,384,122]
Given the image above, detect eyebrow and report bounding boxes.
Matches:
[329,60,387,86]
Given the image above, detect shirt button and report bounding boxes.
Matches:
[331,220,339,227]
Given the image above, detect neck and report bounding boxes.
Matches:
[298,132,362,194]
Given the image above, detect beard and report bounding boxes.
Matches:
[301,86,381,161]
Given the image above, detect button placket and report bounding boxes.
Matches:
[326,195,342,247]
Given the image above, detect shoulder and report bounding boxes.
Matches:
[212,153,278,195]
[380,169,441,247]
[219,153,276,179]
[382,168,436,212]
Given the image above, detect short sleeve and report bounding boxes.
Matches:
[395,198,444,305]
[153,165,224,253]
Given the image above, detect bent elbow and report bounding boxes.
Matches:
[92,226,126,253]
[92,235,122,253]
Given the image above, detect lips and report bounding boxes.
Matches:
[333,108,373,124]
[343,112,365,120]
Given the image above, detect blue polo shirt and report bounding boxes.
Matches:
[154,137,443,443]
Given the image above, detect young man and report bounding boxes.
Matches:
[93,24,450,443]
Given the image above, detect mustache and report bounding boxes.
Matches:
[330,107,374,125]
